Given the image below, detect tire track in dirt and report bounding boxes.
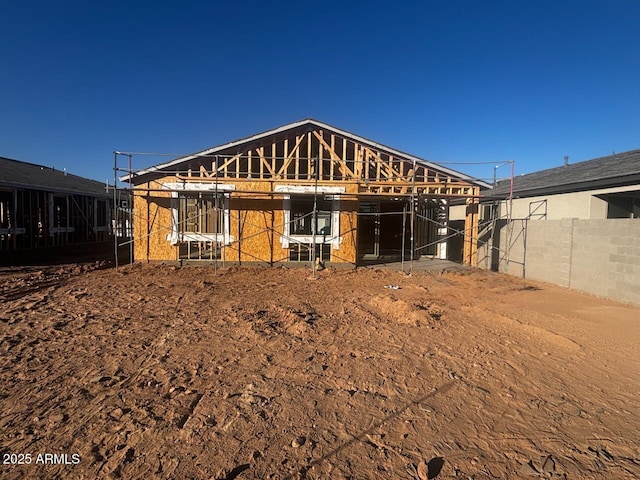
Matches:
[0,264,639,479]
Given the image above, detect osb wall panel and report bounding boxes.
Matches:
[133,177,360,264]
[221,181,283,264]
[132,189,147,261]
[332,184,359,264]
[225,181,359,265]
[226,197,286,264]
[133,178,176,262]
[335,200,358,264]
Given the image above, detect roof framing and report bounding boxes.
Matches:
[121,118,488,182]
[123,119,489,193]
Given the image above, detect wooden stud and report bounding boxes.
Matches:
[278,134,305,178]
[364,147,370,181]
[257,147,274,177]
[283,138,288,179]
[463,189,479,266]
[295,137,300,180]
[307,131,312,180]
[271,142,276,177]
[330,134,335,180]
[216,153,241,176]
[318,131,324,179]
[314,131,354,178]
[342,136,347,175]
[357,144,365,178]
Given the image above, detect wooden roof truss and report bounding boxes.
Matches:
[169,128,477,197]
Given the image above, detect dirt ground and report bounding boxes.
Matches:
[0,262,639,479]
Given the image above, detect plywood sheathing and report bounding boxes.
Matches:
[227,200,285,264]
[336,202,358,264]
[133,179,177,262]
[129,126,481,264]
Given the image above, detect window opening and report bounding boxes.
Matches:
[176,192,226,261]
[290,198,332,236]
[0,191,12,230]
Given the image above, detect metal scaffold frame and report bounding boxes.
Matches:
[110,148,509,273]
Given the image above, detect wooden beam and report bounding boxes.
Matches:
[277,134,306,178]
[247,151,252,178]
[256,147,275,177]
[330,134,335,180]
[283,138,288,179]
[364,145,370,181]
[173,174,474,190]
[342,137,347,174]
[216,154,241,177]
[463,191,479,266]
[271,142,276,177]
[313,131,355,178]
[198,165,211,178]
[318,131,323,179]
[295,136,300,180]
[365,149,403,181]
[307,131,312,180]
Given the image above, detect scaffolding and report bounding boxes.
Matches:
[110,147,506,274]
[0,157,113,259]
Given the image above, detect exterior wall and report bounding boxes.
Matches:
[1,185,112,254]
[465,184,640,271]
[500,184,640,220]
[507,191,596,220]
[494,219,640,306]
[133,179,175,262]
[336,199,358,264]
[226,181,286,264]
[463,185,640,305]
[132,177,359,265]
[570,220,639,304]
[450,184,640,222]
[127,124,482,266]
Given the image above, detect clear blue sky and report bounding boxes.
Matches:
[1,1,639,184]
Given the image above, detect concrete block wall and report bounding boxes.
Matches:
[569,219,640,305]
[494,219,640,306]
[497,219,527,278]
[520,219,574,287]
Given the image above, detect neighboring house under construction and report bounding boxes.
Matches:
[0,156,112,260]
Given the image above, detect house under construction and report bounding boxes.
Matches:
[120,119,487,267]
[0,156,112,262]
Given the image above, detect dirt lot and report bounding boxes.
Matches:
[0,263,639,479]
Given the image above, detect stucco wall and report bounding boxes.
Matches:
[450,184,640,222]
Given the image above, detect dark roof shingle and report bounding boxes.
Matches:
[0,157,109,197]
[491,149,640,197]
